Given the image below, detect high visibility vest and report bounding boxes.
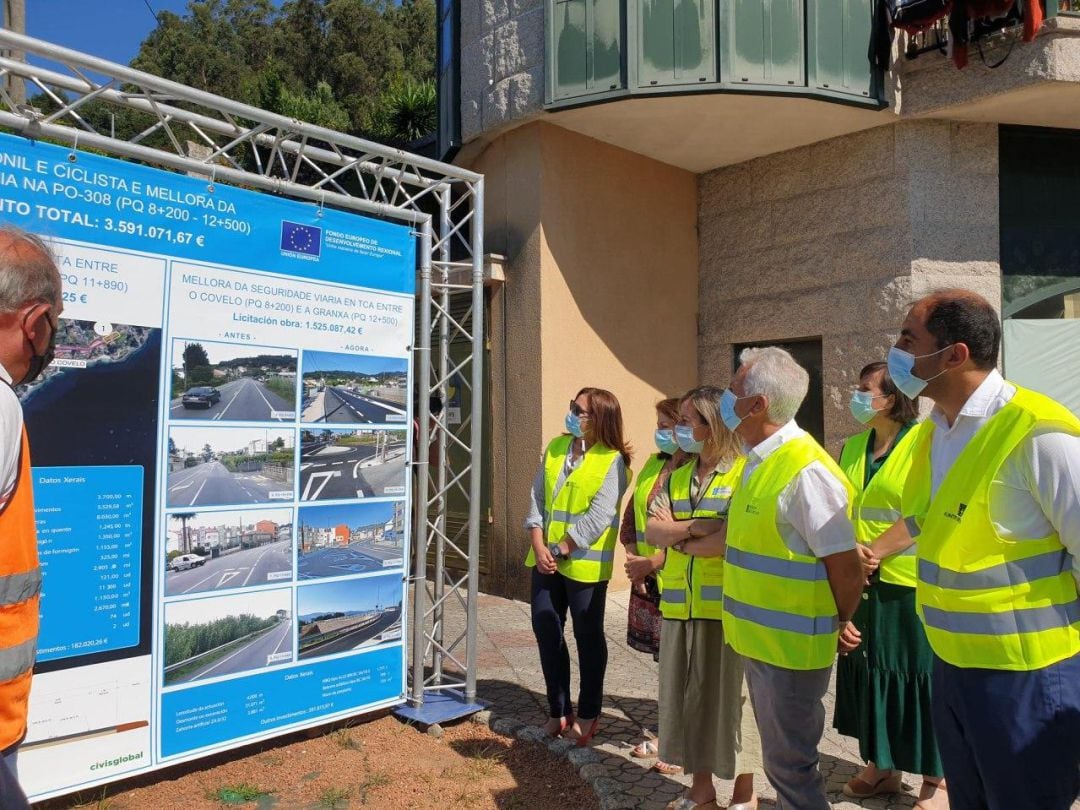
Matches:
[0,429,41,750]
[632,454,667,558]
[723,433,853,670]
[904,385,1080,671]
[524,435,622,583]
[659,456,745,621]
[839,427,919,587]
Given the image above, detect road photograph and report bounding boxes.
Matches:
[299,429,407,502]
[163,589,293,686]
[167,426,295,508]
[170,339,297,422]
[296,574,403,661]
[297,502,405,581]
[300,350,407,425]
[165,508,294,596]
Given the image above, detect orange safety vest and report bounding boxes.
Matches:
[0,428,40,750]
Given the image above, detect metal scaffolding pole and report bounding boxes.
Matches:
[0,30,485,726]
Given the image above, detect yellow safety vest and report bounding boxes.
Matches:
[839,427,919,587]
[659,456,745,621]
[723,433,854,670]
[524,434,622,583]
[632,454,667,559]
[904,385,1080,671]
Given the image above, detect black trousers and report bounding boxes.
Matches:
[530,568,608,719]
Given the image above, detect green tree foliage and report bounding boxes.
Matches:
[164,613,279,666]
[127,0,436,143]
[367,77,436,147]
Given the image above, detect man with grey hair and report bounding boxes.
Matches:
[719,346,864,810]
[0,226,62,810]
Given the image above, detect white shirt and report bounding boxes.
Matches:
[0,363,23,510]
[743,420,857,559]
[929,369,1080,588]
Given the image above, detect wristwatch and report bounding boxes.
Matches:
[550,544,565,560]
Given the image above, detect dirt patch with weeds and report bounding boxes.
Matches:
[40,714,600,810]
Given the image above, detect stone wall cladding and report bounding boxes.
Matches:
[461,0,546,143]
[698,120,1000,453]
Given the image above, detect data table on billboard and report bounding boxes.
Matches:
[0,133,416,800]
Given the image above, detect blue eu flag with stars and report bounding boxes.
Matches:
[280,221,322,257]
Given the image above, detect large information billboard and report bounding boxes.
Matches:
[0,133,415,800]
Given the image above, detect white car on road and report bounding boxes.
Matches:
[169,553,208,572]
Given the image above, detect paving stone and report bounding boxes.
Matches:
[548,737,576,756]
[515,724,550,743]
[567,746,602,767]
[491,717,525,737]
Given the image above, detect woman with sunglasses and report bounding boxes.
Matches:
[524,387,632,746]
[832,362,946,810]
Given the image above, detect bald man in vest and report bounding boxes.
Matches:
[0,227,62,809]
[890,289,1080,810]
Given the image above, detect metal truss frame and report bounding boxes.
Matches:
[0,30,484,710]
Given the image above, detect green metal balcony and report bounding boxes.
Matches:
[545,0,881,108]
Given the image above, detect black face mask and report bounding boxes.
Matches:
[18,312,56,386]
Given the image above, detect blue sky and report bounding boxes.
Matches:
[27,1,194,67]
[302,350,407,378]
[297,501,395,530]
[297,573,401,616]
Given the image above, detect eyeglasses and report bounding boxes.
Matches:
[569,400,591,419]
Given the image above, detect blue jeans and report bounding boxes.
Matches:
[933,652,1080,810]
[0,743,29,810]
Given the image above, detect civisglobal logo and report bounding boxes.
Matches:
[89,750,145,772]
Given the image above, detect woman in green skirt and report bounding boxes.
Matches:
[833,361,947,810]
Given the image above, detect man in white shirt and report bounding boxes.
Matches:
[0,227,62,810]
[890,289,1080,810]
[720,346,864,810]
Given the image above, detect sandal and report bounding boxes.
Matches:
[630,738,658,759]
[914,778,948,810]
[543,713,574,738]
[571,716,601,747]
[842,770,903,798]
[653,759,683,775]
[664,797,718,810]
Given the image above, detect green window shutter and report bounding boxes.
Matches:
[551,0,622,100]
[722,0,805,87]
[639,0,716,86]
[807,0,874,98]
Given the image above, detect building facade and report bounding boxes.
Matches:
[437,0,1080,600]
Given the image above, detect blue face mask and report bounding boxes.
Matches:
[654,428,679,455]
[720,389,746,432]
[674,424,704,454]
[565,411,584,438]
[887,345,951,399]
[849,390,884,425]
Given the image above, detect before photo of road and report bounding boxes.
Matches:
[170,339,297,422]
[163,589,294,686]
[167,427,295,507]
[299,429,406,502]
[300,350,407,425]
[165,508,294,596]
[297,502,405,581]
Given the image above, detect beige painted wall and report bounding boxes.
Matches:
[467,122,699,600]
[697,120,1001,456]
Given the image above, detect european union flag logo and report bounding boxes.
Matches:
[280,221,322,258]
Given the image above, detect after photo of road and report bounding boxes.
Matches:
[296,574,402,661]
[165,508,294,596]
[299,429,407,502]
[170,339,297,422]
[163,589,293,686]
[167,427,295,507]
[297,502,405,581]
[300,350,407,425]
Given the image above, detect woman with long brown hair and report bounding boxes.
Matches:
[524,387,632,745]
